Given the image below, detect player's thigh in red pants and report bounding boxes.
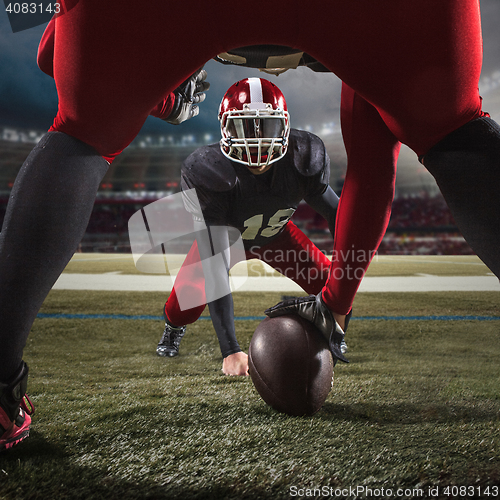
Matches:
[164,241,207,326]
[248,222,331,295]
[53,0,483,160]
[166,222,329,325]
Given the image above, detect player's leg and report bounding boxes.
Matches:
[0,0,312,387]
[372,0,500,277]
[0,131,109,446]
[264,86,399,361]
[163,242,207,326]
[0,133,109,378]
[158,242,207,357]
[357,0,500,279]
[252,222,331,295]
[0,0,276,383]
[255,223,350,352]
[0,1,213,438]
[420,116,500,278]
[268,1,497,356]
[321,84,400,316]
[303,0,500,278]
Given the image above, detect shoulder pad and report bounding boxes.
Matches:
[181,144,237,192]
[287,129,330,177]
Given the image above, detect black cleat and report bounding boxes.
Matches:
[1,362,35,452]
[156,322,186,357]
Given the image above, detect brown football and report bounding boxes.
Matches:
[248,314,334,416]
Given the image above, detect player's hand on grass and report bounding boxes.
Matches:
[222,352,249,376]
[265,293,349,364]
[165,68,210,125]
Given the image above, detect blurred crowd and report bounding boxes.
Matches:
[0,192,475,255]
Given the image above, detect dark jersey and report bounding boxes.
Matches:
[180,129,330,248]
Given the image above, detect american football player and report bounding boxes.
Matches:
[2,0,499,450]
[156,78,343,376]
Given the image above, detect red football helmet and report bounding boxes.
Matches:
[218,78,290,169]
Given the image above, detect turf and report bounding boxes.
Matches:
[63,253,491,277]
[1,285,499,499]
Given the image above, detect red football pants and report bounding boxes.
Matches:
[50,0,482,160]
[165,222,331,326]
[49,0,484,314]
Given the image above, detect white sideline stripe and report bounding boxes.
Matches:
[357,275,500,292]
[52,273,500,292]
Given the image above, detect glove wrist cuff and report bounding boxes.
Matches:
[164,95,183,124]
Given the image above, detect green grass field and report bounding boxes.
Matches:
[63,253,493,277]
[0,255,499,499]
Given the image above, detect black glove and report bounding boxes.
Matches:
[164,68,210,125]
[265,292,349,364]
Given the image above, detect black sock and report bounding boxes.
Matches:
[421,117,500,278]
[0,132,109,381]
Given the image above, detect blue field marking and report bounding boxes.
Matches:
[352,315,500,321]
[37,313,163,321]
[37,313,500,321]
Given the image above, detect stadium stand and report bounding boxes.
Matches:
[0,126,475,255]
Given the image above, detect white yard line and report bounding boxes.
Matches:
[53,273,500,292]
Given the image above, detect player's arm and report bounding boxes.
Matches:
[303,185,339,239]
[150,69,210,125]
[37,19,208,125]
[193,221,248,376]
